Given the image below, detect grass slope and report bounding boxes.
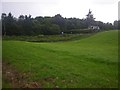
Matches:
[3,30,118,88]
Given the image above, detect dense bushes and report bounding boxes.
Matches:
[3,34,91,42]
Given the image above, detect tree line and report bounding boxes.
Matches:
[1,12,119,36]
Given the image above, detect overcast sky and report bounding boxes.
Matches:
[1,0,119,23]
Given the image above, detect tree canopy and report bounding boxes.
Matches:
[1,11,116,36]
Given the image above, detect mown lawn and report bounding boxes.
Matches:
[2,30,118,88]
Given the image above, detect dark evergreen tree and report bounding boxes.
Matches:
[86,9,95,26]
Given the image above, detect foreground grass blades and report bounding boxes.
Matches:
[2,30,118,88]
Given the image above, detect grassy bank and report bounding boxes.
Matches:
[2,30,118,88]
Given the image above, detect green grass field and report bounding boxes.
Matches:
[2,30,118,88]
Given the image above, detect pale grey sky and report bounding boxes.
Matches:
[118,1,120,20]
[1,0,119,23]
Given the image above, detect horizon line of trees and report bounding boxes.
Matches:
[1,12,119,36]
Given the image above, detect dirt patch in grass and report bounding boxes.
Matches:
[2,62,41,88]
[2,62,65,88]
